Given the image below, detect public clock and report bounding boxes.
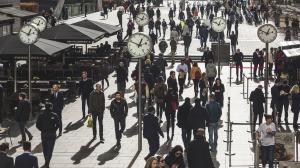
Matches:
[135,13,149,27]
[127,32,152,58]
[211,17,226,32]
[19,23,39,45]
[31,16,47,32]
[257,24,277,43]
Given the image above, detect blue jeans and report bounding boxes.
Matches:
[261,145,275,168]
[181,128,192,149]
[208,123,218,151]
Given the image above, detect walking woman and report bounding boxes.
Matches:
[191,62,201,97]
[145,156,158,168]
[212,78,225,107]
[165,89,179,141]
[199,72,209,106]
[290,85,300,130]
[165,145,185,168]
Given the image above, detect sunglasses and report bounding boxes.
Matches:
[160,159,165,163]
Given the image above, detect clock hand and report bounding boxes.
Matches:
[21,30,29,35]
[37,20,41,26]
[137,16,144,21]
[138,39,143,48]
[130,41,140,46]
[266,28,270,35]
[259,30,268,34]
[28,29,32,35]
[218,20,221,26]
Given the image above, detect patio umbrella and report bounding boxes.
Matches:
[40,23,105,44]
[72,19,121,36]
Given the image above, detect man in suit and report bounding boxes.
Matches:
[88,83,105,142]
[15,141,38,168]
[15,92,33,144]
[0,142,14,168]
[36,103,60,168]
[79,71,93,119]
[50,84,64,136]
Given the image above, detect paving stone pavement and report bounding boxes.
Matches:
[1,1,299,168]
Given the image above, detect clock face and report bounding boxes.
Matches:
[19,24,39,45]
[135,13,149,27]
[31,16,47,32]
[257,24,277,43]
[127,33,152,58]
[211,17,226,32]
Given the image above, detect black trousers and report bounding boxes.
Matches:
[277,100,289,123]
[235,63,243,80]
[156,28,161,37]
[293,111,299,129]
[178,76,186,96]
[253,112,263,131]
[81,96,89,118]
[156,100,164,120]
[162,29,166,39]
[54,111,62,133]
[165,110,175,137]
[146,137,159,156]
[92,112,104,139]
[41,133,56,164]
[18,121,32,141]
[114,118,126,142]
[193,79,199,96]
[101,78,109,88]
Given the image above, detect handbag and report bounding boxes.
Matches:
[86,116,93,128]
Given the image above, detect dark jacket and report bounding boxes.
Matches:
[167,77,178,92]
[143,113,163,139]
[88,90,105,113]
[183,35,192,47]
[79,79,93,98]
[252,51,259,65]
[116,66,128,83]
[50,92,64,113]
[202,50,214,63]
[110,99,128,120]
[271,84,280,109]
[15,100,31,122]
[250,88,265,113]
[0,152,14,168]
[15,153,38,168]
[291,93,300,113]
[187,136,215,168]
[165,151,185,168]
[206,101,222,123]
[177,102,193,129]
[233,52,244,64]
[36,110,60,134]
[187,104,208,129]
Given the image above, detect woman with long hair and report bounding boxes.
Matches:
[165,145,185,168]
[165,89,179,141]
[145,156,158,168]
[199,72,209,106]
[290,85,300,130]
[212,78,225,107]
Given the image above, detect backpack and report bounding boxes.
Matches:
[195,70,201,79]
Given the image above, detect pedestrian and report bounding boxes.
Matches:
[154,77,167,123]
[167,70,178,93]
[229,31,238,55]
[170,37,177,66]
[162,19,168,39]
[277,80,290,125]
[154,54,168,80]
[0,142,14,168]
[250,85,265,131]
[116,62,128,96]
[156,8,161,19]
[143,106,164,160]
[202,47,214,67]
[148,18,155,34]
[211,78,225,107]
[123,19,135,40]
[206,94,222,152]
[187,98,208,134]
[117,8,123,27]
[50,84,64,136]
[79,71,93,119]
[165,145,185,168]
[256,114,276,168]
[36,103,60,168]
[183,33,192,56]
[258,50,264,77]
[226,19,232,37]
[165,89,178,141]
[184,55,193,86]
[103,5,108,19]
[168,8,174,20]
[15,141,38,168]
[15,92,33,144]
[206,60,217,92]
[252,49,260,78]
[233,49,244,82]
[290,85,300,130]
[199,72,209,106]
[155,19,162,37]
[156,155,169,168]
[271,79,280,122]
[191,62,201,97]
[187,128,214,168]
[176,59,188,99]
[145,156,158,168]
[84,4,88,17]
[88,83,105,142]
[110,92,128,147]
[177,98,193,149]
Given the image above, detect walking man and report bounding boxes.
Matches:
[79,71,93,119]
[110,92,128,147]
[143,106,164,161]
[206,94,222,152]
[36,103,60,168]
[233,49,244,82]
[176,59,188,99]
[229,31,238,55]
[15,141,38,168]
[177,98,193,149]
[50,84,64,136]
[15,92,32,144]
[88,83,105,142]
[250,85,265,132]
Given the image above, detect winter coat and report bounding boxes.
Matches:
[187,104,207,129]
[177,102,193,129]
[250,88,265,113]
[206,63,217,78]
[88,90,105,113]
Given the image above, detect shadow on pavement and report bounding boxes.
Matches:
[157,141,172,155]
[32,142,43,154]
[161,121,167,132]
[97,145,121,165]
[63,119,86,134]
[123,122,138,138]
[127,100,136,108]
[7,144,22,155]
[211,152,220,168]
[71,139,100,164]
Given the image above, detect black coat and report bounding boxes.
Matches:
[15,100,31,122]
[291,93,300,113]
[110,99,128,120]
[36,110,60,134]
[187,136,215,168]
[187,105,208,129]
[50,92,64,113]
[271,85,280,109]
[143,113,163,139]
[177,102,192,129]
[252,51,259,65]
[167,77,178,92]
[79,79,93,98]
[0,152,14,168]
[250,88,265,113]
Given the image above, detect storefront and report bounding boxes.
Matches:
[0,15,14,37]
[64,0,98,18]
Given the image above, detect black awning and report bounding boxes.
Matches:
[72,19,122,36]
[40,24,105,44]
[0,7,38,19]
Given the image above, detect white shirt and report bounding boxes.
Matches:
[257,122,276,146]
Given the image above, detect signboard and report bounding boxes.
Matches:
[211,42,230,66]
[275,132,295,162]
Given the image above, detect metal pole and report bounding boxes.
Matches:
[14,61,17,92]
[138,58,142,151]
[296,131,299,162]
[229,64,232,86]
[28,45,32,103]
[229,122,233,167]
[265,43,269,114]
[247,78,249,102]
[218,32,221,78]
[242,74,245,98]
